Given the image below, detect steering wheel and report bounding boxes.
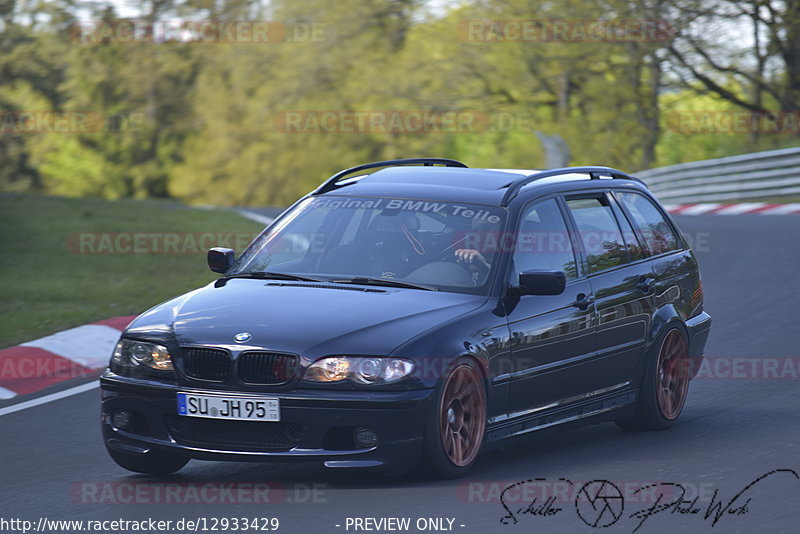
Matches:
[405,261,475,287]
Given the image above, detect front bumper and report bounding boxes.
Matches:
[100,371,434,469]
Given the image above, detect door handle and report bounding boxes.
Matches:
[637,275,655,293]
[571,293,594,310]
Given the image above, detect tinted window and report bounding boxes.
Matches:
[610,199,644,261]
[617,192,680,255]
[566,197,629,273]
[514,198,577,280]
[232,196,507,294]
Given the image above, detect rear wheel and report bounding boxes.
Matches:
[107,447,188,475]
[421,359,487,479]
[617,328,690,431]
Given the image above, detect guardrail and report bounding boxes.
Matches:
[636,146,800,203]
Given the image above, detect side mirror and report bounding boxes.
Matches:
[208,247,235,274]
[517,270,566,296]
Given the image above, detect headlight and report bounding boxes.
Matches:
[112,339,173,371]
[304,356,414,384]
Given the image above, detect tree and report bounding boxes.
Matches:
[667,0,800,116]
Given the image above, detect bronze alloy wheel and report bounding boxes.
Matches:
[439,363,486,467]
[656,329,690,420]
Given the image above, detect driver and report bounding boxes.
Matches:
[454,216,497,274]
[455,248,491,271]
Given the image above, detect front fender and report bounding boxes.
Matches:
[390,304,511,419]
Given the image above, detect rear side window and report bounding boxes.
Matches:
[566,197,629,273]
[610,198,644,261]
[617,192,680,255]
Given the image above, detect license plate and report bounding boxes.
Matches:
[177,393,280,421]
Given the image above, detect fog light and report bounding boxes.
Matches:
[354,427,378,447]
[112,411,132,430]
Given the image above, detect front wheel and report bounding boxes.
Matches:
[617,327,691,431]
[420,359,487,479]
[107,446,189,475]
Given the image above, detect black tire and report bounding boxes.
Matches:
[107,446,189,475]
[617,327,691,431]
[419,359,487,479]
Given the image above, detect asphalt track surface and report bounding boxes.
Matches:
[1,214,798,534]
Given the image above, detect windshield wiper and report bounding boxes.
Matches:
[329,276,438,291]
[219,271,328,283]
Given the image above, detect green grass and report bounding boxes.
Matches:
[0,194,263,348]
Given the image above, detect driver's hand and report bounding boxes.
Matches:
[455,249,490,270]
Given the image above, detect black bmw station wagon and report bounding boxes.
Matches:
[101,158,712,478]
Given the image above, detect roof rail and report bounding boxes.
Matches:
[501,166,644,205]
[315,158,468,195]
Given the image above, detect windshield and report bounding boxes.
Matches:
[231,196,508,294]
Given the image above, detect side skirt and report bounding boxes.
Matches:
[484,389,638,444]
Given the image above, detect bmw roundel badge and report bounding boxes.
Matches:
[233,332,252,343]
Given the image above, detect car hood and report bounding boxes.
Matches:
[126,279,486,357]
